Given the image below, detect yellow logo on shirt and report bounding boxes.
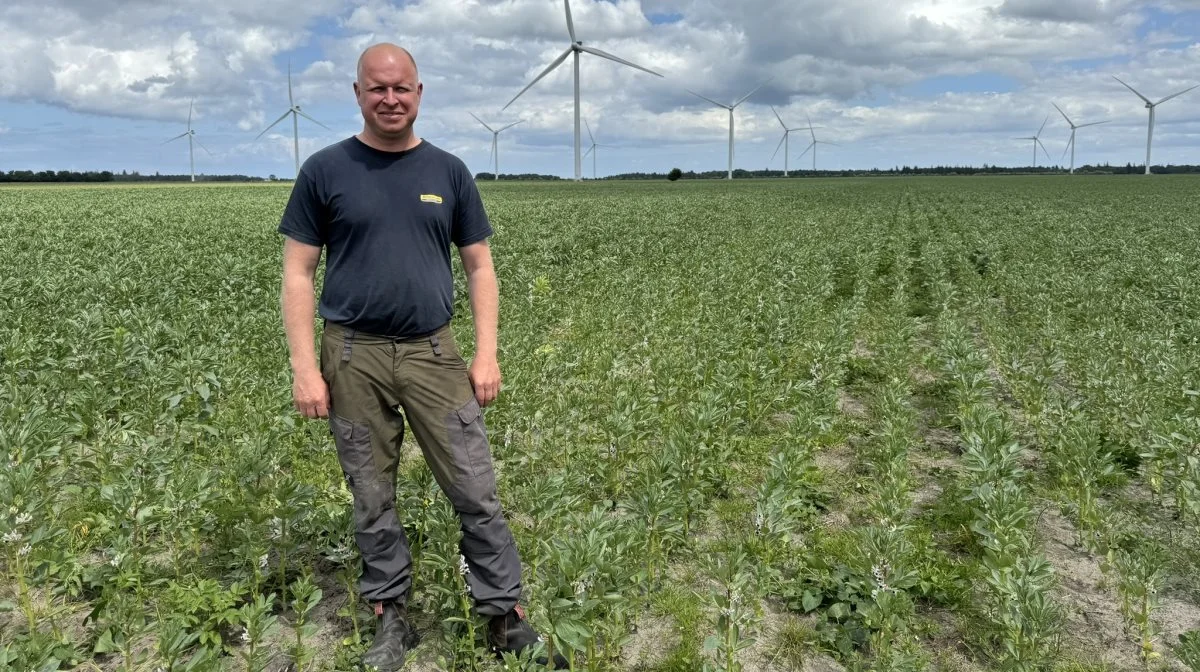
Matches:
[420,194,443,204]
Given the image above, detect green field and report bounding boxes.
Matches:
[3,176,1200,671]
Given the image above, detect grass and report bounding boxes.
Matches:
[2,176,1199,670]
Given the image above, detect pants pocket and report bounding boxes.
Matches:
[331,414,397,532]
[450,397,494,480]
[331,413,374,488]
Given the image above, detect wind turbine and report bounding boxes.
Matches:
[687,79,771,180]
[470,113,523,181]
[1051,102,1108,175]
[163,100,211,182]
[768,105,814,177]
[502,0,664,182]
[582,120,614,179]
[256,62,331,178]
[1112,76,1199,175]
[796,113,838,171]
[1014,116,1052,168]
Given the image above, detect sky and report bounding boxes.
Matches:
[1,0,1199,179]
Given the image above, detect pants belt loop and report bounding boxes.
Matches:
[430,334,442,356]
[342,329,356,362]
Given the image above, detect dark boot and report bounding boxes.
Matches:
[361,601,411,671]
[487,605,568,669]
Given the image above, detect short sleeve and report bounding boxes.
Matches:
[451,161,493,247]
[277,168,326,246]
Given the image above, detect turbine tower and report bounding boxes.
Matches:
[687,79,771,180]
[257,62,332,178]
[1051,102,1108,175]
[768,105,814,177]
[582,120,614,179]
[796,113,838,171]
[1014,116,1052,168]
[1112,76,1198,175]
[163,100,211,182]
[470,113,523,181]
[502,0,664,182]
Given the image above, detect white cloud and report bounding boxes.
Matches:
[1,0,1199,175]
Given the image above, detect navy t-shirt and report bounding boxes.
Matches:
[278,137,493,339]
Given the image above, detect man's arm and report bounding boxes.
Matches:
[281,237,329,418]
[459,240,500,407]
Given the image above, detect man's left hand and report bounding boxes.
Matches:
[469,356,502,407]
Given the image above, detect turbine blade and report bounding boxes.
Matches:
[188,100,194,128]
[770,105,786,130]
[806,113,816,141]
[469,112,495,132]
[489,136,495,165]
[734,77,773,107]
[497,119,524,133]
[194,137,214,156]
[686,89,729,109]
[819,141,840,147]
[1061,135,1072,162]
[1155,83,1199,106]
[564,0,577,43]
[770,132,786,163]
[1112,75,1151,104]
[288,60,294,107]
[1051,102,1072,127]
[583,144,594,158]
[585,119,594,145]
[797,142,814,160]
[502,47,573,110]
[1036,115,1048,138]
[256,110,292,139]
[162,131,190,144]
[296,109,332,131]
[577,45,663,78]
[1036,137,1052,162]
[1076,120,1109,128]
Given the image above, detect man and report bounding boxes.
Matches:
[278,43,564,671]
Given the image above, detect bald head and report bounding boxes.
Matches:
[357,43,418,84]
[353,42,423,150]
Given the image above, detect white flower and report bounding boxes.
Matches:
[258,553,269,570]
[753,512,764,534]
[458,554,471,576]
[2,530,19,545]
[109,553,123,567]
[18,544,31,557]
[14,512,31,526]
[240,628,251,643]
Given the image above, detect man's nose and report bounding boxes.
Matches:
[383,88,399,104]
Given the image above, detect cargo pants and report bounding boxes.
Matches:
[320,320,522,616]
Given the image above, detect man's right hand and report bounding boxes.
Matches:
[293,368,330,419]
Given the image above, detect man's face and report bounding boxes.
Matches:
[354,52,422,139]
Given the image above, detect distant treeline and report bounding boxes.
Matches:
[0,170,276,183]
[473,172,564,181]
[605,163,1200,180]
[5,163,1200,184]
